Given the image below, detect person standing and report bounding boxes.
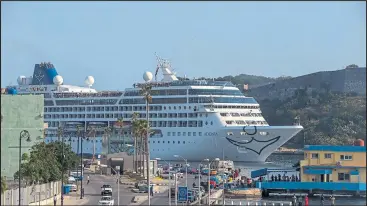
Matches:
[292,194,297,206]
[53,194,57,206]
[330,195,336,206]
[150,185,154,196]
[320,194,325,206]
[304,195,309,206]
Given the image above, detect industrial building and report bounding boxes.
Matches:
[1,94,46,179]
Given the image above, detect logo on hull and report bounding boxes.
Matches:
[225,126,281,155]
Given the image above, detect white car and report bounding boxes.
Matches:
[98,196,114,205]
[101,185,113,196]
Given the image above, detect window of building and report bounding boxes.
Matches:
[311,153,319,159]
[340,155,353,160]
[338,173,350,181]
[324,153,332,159]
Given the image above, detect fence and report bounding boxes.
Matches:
[1,181,61,205]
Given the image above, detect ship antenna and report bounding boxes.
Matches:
[154,52,163,81]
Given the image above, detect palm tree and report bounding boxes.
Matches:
[140,83,152,191]
[131,112,140,174]
[103,126,112,154]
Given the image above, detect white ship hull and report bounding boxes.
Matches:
[46,125,302,162]
[149,125,303,162]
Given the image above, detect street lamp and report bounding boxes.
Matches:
[173,155,189,187]
[57,126,66,206]
[207,158,220,206]
[79,131,89,200]
[19,130,31,206]
[197,159,209,205]
[155,158,172,206]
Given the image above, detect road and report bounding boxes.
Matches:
[77,171,139,205]
[144,174,208,205]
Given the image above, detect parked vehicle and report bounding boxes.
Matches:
[169,188,176,197]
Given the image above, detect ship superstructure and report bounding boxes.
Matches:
[6,59,303,162]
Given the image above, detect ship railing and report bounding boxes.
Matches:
[53,92,123,98]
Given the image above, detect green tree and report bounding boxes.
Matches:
[13,142,78,183]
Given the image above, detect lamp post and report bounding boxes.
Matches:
[80,131,88,199]
[198,159,209,205]
[57,126,65,206]
[173,155,188,187]
[19,130,31,206]
[207,158,220,206]
[155,158,171,206]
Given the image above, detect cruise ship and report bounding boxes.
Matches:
[6,59,303,162]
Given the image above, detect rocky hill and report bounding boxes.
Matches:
[212,64,366,148]
[247,65,366,100]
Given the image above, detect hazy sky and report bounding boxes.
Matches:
[1,1,366,90]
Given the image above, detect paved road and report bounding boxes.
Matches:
[144,174,209,205]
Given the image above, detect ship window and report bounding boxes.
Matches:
[163,141,165,143]
[193,132,196,136]
[178,141,180,144]
[188,132,191,136]
[227,132,233,136]
[199,132,202,136]
[184,106,186,109]
[173,141,175,144]
[178,132,181,136]
[167,132,171,136]
[172,132,176,136]
[158,141,160,143]
[183,132,186,136]
[205,121,208,125]
[179,106,181,109]
[168,141,170,144]
[259,132,269,136]
[210,121,213,125]
[153,141,155,143]
[174,106,176,109]
[148,141,150,143]
[169,106,171,110]
[164,106,166,110]
[183,141,185,144]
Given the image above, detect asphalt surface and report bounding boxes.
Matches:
[75,170,138,205]
[143,174,209,205]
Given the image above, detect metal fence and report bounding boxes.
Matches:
[1,181,61,205]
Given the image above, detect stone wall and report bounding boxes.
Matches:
[1,181,61,206]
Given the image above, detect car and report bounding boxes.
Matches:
[101,185,112,196]
[192,186,205,197]
[98,196,114,205]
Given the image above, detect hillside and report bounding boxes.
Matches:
[258,90,366,148]
[212,65,366,148]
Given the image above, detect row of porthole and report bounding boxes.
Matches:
[148,140,196,144]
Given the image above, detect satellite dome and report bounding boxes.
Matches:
[85,76,95,87]
[53,75,63,85]
[17,76,26,85]
[143,71,153,82]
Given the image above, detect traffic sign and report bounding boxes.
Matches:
[178,186,188,202]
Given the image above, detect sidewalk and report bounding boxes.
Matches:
[52,194,89,206]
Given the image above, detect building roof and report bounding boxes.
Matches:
[304,145,366,152]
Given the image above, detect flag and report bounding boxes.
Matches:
[243,84,249,90]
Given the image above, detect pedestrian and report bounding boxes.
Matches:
[320,194,325,206]
[330,195,335,206]
[304,195,309,206]
[53,194,57,206]
[298,196,303,206]
[292,194,297,206]
[150,185,154,196]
